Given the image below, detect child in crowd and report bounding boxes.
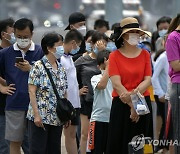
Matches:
[88,50,113,154]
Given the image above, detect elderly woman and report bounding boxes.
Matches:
[106,17,153,153]
[27,32,67,154]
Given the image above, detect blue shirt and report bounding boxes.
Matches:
[27,56,68,126]
[0,46,6,115]
[0,42,43,111]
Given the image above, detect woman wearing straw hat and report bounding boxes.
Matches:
[106,17,153,153]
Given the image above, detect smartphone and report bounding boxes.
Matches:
[15,57,24,63]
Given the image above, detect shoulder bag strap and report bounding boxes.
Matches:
[41,60,60,100]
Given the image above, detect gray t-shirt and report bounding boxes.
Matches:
[90,73,113,122]
[75,55,101,103]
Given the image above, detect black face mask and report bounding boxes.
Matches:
[176,30,180,33]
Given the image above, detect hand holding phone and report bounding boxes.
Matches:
[15,57,24,63]
[15,58,31,72]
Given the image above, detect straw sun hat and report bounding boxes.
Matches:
[111,17,151,41]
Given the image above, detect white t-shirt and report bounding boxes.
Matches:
[61,55,81,108]
[90,73,113,122]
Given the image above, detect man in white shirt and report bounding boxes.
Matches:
[60,29,84,154]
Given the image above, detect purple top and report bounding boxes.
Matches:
[166,30,180,83]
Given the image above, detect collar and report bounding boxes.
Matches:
[42,56,52,69]
[63,53,72,57]
[13,41,35,51]
[42,55,61,70]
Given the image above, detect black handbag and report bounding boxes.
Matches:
[41,60,76,124]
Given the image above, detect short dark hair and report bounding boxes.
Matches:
[111,23,120,31]
[41,32,63,55]
[14,18,34,33]
[0,18,14,39]
[64,29,83,44]
[91,31,108,44]
[84,30,96,41]
[156,16,172,28]
[94,19,109,30]
[65,12,86,30]
[97,50,110,65]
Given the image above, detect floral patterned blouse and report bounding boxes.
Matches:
[27,56,68,126]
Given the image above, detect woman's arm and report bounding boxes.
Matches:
[135,76,151,94]
[29,84,38,116]
[111,75,139,122]
[110,75,128,95]
[29,84,43,128]
[169,60,180,72]
[110,75,132,107]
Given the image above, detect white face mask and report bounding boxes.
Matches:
[16,38,31,48]
[77,25,86,36]
[126,33,140,46]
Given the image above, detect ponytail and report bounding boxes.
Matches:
[110,26,124,49]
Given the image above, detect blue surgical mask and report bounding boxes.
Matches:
[9,33,16,44]
[54,46,64,59]
[70,46,80,55]
[85,42,92,52]
[4,32,16,44]
[158,29,168,37]
[106,42,117,52]
[93,47,98,55]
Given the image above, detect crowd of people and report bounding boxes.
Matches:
[0,11,180,154]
